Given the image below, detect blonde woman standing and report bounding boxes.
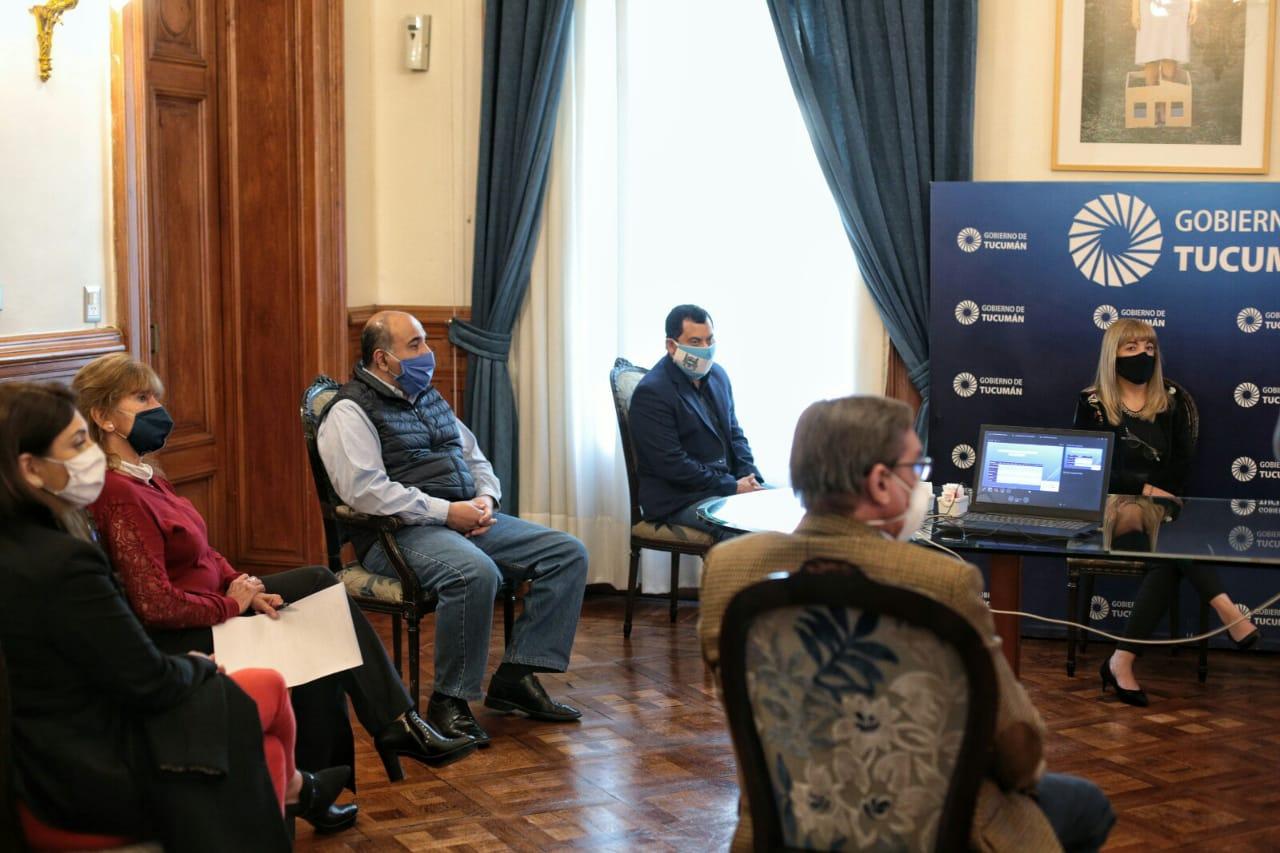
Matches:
[1074,319,1257,706]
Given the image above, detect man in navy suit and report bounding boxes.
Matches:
[629,305,763,541]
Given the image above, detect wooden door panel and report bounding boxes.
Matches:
[219,0,345,574]
[122,0,344,572]
[150,0,206,65]
[136,0,229,549]
[221,0,306,571]
[149,92,218,444]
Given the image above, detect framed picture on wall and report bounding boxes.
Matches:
[1053,0,1276,173]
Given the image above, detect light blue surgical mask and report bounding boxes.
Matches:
[671,342,716,380]
[388,351,436,398]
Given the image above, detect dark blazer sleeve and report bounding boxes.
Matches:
[630,383,738,496]
[50,541,215,712]
[1151,395,1194,495]
[723,376,761,481]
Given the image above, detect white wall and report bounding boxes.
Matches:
[975,0,1280,182]
[0,0,114,336]
[344,0,483,308]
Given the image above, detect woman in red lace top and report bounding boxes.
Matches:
[74,355,476,832]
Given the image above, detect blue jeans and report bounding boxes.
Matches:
[363,513,588,700]
[1035,772,1115,853]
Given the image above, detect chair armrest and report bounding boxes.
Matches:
[330,504,402,532]
[374,527,425,602]
[326,506,423,601]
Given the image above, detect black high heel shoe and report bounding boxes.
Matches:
[1099,659,1149,707]
[374,710,477,781]
[1233,626,1261,650]
[286,766,357,834]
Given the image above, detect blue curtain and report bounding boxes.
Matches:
[449,0,573,513]
[765,0,977,438]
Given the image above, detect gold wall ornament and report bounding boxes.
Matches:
[30,0,80,82]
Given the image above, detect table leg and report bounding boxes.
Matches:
[988,554,1023,678]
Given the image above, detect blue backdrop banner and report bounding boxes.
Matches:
[929,182,1280,649]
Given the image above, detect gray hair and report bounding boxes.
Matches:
[790,396,913,509]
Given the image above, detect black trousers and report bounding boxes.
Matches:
[1118,559,1225,655]
[148,565,412,779]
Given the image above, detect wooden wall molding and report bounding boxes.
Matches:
[347,305,471,419]
[0,328,127,384]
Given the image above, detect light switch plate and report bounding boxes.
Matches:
[84,285,102,323]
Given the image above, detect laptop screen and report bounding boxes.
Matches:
[973,426,1112,516]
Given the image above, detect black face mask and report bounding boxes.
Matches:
[1115,352,1156,385]
[126,407,174,455]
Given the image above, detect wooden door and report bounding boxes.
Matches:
[121,0,345,570]
[123,0,231,545]
[217,0,346,574]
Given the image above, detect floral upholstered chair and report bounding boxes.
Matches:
[718,561,996,852]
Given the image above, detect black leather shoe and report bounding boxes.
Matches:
[484,673,582,722]
[286,766,357,834]
[427,694,491,747]
[1099,659,1148,707]
[374,711,476,781]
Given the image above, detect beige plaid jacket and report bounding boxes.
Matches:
[699,512,1062,852]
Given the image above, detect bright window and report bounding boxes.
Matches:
[612,0,883,484]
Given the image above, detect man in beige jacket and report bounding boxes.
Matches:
[699,395,1114,852]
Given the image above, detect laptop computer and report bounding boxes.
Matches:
[938,425,1114,539]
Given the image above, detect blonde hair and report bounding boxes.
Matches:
[1089,318,1169,426]
[71,353,165,450]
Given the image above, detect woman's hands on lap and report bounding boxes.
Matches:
[250,593,285,619]
[228,575,259,613]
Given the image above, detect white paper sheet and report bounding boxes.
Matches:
[211,582,363,687]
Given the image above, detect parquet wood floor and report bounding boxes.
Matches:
[296,595,1280,851]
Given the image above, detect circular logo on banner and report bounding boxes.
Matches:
[953,373,978,398]
[1229,526,1255,552]
[1068,193,1163,287]
[1235,382,1261,408]
[955,300,980,325]
[1237,307,1263,333]
[951,444,976,469]
[1089,596,1110,621]
[957,228,982,253]
[1093,305,1119,330]
[1231,499,1257,516]
[1232,456,1258,482]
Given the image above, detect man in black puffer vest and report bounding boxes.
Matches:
[318,311,588,748]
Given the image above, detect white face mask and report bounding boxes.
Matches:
[41,444,108,508]
[671,343,716,380]
[869,473,932,542]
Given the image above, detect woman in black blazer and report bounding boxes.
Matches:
[0,382,343,851]
[1073,320,1258,707]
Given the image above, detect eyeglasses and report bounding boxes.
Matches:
[881,457,932,482]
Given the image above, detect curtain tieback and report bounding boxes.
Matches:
[908,361,931,398]
[448,319,512,361]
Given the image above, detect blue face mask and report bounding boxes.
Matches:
[125,406,174,455]
[390,351,436,398]
[671,342,716,380]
